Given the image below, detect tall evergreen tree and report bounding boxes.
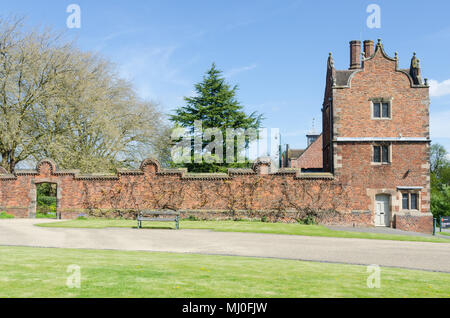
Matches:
[170,63,263,172]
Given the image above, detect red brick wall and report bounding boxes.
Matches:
[1,159,354,222]
[394,214,433,233]
[333,52,429,139]
[0,155,432,232]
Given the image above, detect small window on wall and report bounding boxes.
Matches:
[402,192,419,210]
[402,193,409,210]
[410,193,418,210]
[372,101,391,119]
[373,145,390,163]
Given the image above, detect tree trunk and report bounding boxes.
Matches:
[1,152,16,173]
[9,158,16,173]
[1,153,9,172]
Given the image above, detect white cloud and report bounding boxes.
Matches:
[224,64,257,78]
[93,27,151,52]
[115,45,194,111]
[429,79,450,97]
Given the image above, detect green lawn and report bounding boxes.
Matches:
[439,231,450,236]
[36,212,58,219]
[0,246,448,298]
[0,212,14,219]
[36,219,450,243]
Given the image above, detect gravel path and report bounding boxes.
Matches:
[1,219,450,272]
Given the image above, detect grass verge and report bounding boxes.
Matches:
[0,212,14,219]
[0,246,449,297]
[36,219,450,243]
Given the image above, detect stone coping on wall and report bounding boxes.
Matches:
[0,158,334,181]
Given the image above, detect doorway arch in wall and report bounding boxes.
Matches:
[29,179,62,219]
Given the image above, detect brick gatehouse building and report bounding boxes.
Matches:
[0,40,433,233]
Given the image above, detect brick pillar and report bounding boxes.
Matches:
[363,40,374,58]
[349,40,361,69]
[252,157,272,175]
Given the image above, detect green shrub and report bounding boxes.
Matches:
[36,183,57,197]
[187,215,198,221]
[297,216,316,225]
[431,185,450,221]
[37,195,56,207]
[0,211,14,219]
[36,190,57,216]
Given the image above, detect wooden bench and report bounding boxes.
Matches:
[137,210,180,229]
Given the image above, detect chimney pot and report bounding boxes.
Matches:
[349,40,361,69]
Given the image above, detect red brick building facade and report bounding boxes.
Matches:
[322,39,432,232]
[287,134,323,170]
[0,40,433,233]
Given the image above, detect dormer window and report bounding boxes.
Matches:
[371,98,392,119]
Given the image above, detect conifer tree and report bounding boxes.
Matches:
[170,63,263,172]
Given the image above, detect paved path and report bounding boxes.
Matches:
[1,219,449,272]
[327,225,450,239]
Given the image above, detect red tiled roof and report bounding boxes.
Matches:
[290,134,323,169]
[287,149,305,159]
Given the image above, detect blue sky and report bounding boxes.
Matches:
[2,0,450,153]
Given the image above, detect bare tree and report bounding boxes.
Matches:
[0,17,169,172]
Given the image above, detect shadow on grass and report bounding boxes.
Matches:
[132,226,178,230]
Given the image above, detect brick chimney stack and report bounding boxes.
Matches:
[363,40,374,58]
[349,40,361,69]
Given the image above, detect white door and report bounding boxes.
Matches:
[375,194,390,226]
